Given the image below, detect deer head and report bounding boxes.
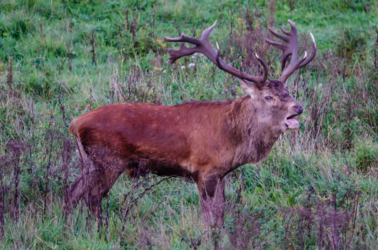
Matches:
[164,20,316,135]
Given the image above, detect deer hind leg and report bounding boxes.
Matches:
[63,138,89,213]
[82,163,125,219]
[197,175,226,228]
[64,138,125,219]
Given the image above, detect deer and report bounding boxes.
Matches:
[64,19,316,228]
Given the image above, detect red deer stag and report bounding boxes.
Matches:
[65,20,316,227]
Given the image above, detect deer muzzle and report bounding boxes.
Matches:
[285,106,303,130]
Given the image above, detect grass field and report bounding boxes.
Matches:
[1,0,378,249]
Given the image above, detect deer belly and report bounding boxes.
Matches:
[125,158,192,179]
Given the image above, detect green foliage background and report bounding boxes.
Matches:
[0,0,378,249]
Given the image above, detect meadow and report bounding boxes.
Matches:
[0,0,378,249]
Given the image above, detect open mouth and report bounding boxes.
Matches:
[285,114,299,129]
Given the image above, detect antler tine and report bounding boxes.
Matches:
[298,33,316,68]
[164,20,218,64]
[280,27,292,36]
[266,20,316,83]
[200,20,218,41]
[164,21,268,88]
[216,44,268,88]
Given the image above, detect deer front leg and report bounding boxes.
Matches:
[197,175,226,228]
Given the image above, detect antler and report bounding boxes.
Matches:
[164,20,268,88]
[266,20,316,83]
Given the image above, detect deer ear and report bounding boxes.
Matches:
[237,78,259,99]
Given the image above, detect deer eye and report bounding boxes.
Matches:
[265,96,274,101]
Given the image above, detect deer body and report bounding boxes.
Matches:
[70,96,279,178]
[67,96,278,220]
[65,19,316,228]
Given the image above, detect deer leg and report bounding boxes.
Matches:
[197,176,226,228]
[82,164,125,219]
[65,161,125,219]
[63,159,98,214]
[63,172,84,213]
[63,138,91,213]
[64,138,125,219]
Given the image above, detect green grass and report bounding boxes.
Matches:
[1,0,378,249]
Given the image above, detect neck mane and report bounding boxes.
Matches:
[225,96,280,168]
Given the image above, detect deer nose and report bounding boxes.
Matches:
[293,106,303,115]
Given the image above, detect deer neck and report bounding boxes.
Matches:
[227,96,280,166]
